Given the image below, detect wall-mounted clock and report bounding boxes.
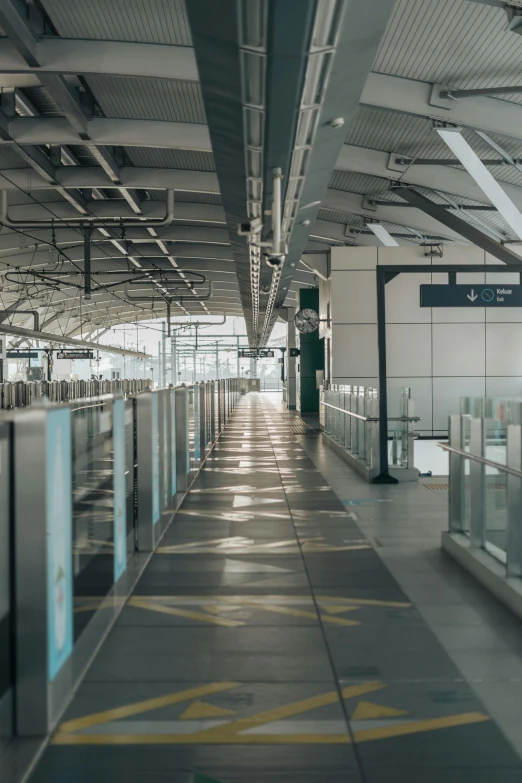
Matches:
[295,308,320,334]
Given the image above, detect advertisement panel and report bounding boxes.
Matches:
[46,408,73,681]
[113,398,127,582]
[151,393,160,524]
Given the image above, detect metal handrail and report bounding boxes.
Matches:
[320,400,421,423]
[438,442,522,479]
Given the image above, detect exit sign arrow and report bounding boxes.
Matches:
[420,284,522,307]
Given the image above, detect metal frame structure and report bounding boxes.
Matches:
[375,264,510,483]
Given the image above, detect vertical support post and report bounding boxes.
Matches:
[507,423,522,577]
[171,334,176,386]
[236,336,240,378]
[136,392,160,551]
[448,414,464,533]
[83,225,92,300]
[374,267,398,484]
[175,386,189,491]
[215,342,219,379]
[216,379,222,432]
[14,406,74,734]
[157,341,161,388]
[199,382,206,454]
[210,380,216,442]
[161,322,167,388]
[469,417,485,549]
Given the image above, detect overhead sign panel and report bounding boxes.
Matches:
[56,350,94,359]
[239,349,275,358]
[420,284,522,307]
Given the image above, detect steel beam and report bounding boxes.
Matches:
[0,38,199,81]
[360,71,522,145]
[0,166,219,192]
[393,187,522,266]
[0,322,149,356]
[5,117,212,150]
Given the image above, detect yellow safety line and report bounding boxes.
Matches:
[353,711,490,743]
[240,601,360,627]
[317,596,411,608]
[52,732,351,745]
[57,682,240,734]
[128,597,245,628]
[189,682,386,741]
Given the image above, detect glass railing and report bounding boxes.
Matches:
[320,384,419,476]
[5,376,244,741]
[442,406,522,569]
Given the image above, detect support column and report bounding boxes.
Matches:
[286,306,296,409]
[296,288,324,414]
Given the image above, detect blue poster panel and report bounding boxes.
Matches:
[162,394,169,508]
[151,393,160,524]
[194,387,200,461]
[46,407,73,682]
[113,398,127,582]
[170,390,177,496]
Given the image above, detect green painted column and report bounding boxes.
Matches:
[296,287,324,414]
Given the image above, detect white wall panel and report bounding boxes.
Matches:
[328,246,522,435]
[486,377,522,397]
[331,271,376,324]
[387,323,432,377]
[331,324,378,377]
[486,323,522,376]
[432,377,486,430]
[386,271,431,323]
[433,323,485,376]
[331,246,376,271]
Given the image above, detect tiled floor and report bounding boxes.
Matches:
[30,393,522,782]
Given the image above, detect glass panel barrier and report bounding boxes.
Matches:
[70,395,115,640]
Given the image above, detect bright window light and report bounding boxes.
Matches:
[437,127,522,241]
[366,223,399,246]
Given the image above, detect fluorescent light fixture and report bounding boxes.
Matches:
[366,223,399,246]
[156,240,169,254]
[167,256,178,268]
[437,127,522,241]
[110,239,128,255]
[241,50,265,107]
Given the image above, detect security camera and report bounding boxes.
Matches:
[238,217,263,236]
[264,254,284,268]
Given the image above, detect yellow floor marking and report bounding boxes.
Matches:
[57,682,239,734]
[317,596,411,609]
[73,603,105,614]
[128,598,245,628]
[52,732,351,745]
[180,701,236,720]
[191,681,386,742]
[318,604,361,615]
[200,605,244,614]
[239,600,360,627]
[352,701,409,720]
[354,711,490,743]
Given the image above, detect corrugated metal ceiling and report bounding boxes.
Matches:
[41,0,192,45]
[87,76,205,123]
[126,148,215,171]
[375,0,522,105]
[8,189,65,205]
[0,147,29,169]
[346,106,522,189]
[148,190,221,204]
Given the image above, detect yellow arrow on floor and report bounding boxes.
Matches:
[352,701,409,720]
[318,604,361,615]
[180,701,236,721]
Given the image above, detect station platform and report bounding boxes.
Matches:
[30,393,522,782]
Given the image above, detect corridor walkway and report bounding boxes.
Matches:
[32,394,522,782]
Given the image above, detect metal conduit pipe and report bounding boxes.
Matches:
[0,323,150,357]
[0,189,175,229]
[0,310,40,330]
[125,280,214,303]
